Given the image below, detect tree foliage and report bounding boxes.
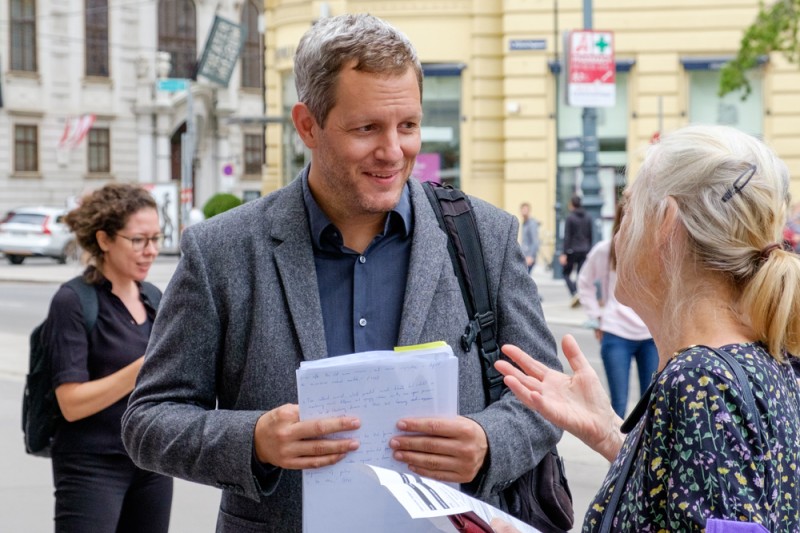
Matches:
[719,0,800,98]
[202,193,242,219]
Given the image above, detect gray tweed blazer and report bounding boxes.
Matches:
[122,176,561,533]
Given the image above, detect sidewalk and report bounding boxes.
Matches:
[0,254,179,291]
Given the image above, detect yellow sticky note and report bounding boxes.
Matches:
[394,341,448,352]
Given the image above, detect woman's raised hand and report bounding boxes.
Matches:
[496,334,624,461]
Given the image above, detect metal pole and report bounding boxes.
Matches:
[551,0,564,279]
[181,84,194,232]
[580,0,603,244]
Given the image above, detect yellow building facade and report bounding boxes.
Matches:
[262,0,800,257]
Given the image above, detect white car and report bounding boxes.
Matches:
[0,207,78,265]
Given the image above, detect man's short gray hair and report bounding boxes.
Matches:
[294,13,423,128]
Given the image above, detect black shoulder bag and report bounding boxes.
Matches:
[423,181,575,532]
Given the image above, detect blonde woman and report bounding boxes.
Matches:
[494,125,800,532]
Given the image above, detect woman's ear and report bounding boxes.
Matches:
[291,102,318,149]
[657,196,683,248]
[96,230,111,253]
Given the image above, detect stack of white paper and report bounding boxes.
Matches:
[298,344,458,532]
[297,344,540,533]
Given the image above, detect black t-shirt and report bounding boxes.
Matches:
[48,273,157,455]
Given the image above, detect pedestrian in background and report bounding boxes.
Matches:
[48,184,172,532]
[494,124,800,532]
[560,194,593,307]
[782,202,800,253]
[577,199,657,418]
[519,202,540,274]
[121,13,561,532]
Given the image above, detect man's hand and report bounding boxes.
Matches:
[490,518,519,533]
[389,416,488,483]
[559,253,567,266]
[253,404,360,470]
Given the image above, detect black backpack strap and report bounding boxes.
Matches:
[139,281,162,311]
[422,181,504,404]
[62,276,99,333]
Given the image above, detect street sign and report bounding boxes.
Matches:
[510,39,546,51]
[566,30,616,107]
[196,16,246,87]
[156,78,188,92]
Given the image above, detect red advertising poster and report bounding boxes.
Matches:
[567,30,616,107]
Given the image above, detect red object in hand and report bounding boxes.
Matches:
[448,511,494,533]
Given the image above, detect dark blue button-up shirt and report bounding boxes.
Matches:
[302,172,413,357]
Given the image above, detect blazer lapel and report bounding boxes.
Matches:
[397,180,449,346]
[271,179,328,361]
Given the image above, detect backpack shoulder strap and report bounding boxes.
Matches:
[422,181,503,403]
[139,281,162,310]
[62,276,99,334]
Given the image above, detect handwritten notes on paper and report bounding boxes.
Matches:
[297,344,458,533]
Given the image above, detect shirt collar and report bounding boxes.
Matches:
[301,166,412,249]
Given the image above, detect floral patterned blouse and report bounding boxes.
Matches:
[583,343,800,532]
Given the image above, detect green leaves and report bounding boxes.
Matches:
[719,0,800,98]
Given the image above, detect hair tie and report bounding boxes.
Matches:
[760,243,782,261]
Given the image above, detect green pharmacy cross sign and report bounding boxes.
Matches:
[594,35,609,53]
[196,16,247,87]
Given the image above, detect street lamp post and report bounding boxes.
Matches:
[551,0,564,279]
[580,0,603,244]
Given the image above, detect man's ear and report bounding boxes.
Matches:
[291,102,318,149]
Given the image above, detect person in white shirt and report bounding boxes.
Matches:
[577,200,658,417]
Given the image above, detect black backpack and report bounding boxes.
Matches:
[423,181,574,532]
[22,276,161,457]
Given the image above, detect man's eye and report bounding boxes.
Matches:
[132,238,145,246]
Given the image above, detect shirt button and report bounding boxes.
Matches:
[359,318,367,327]
[359,256,366,264]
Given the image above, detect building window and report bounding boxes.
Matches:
[10,0,36,72]
[88,128,111,173]
[417,68,462,188]
[158,0,197,79]
[687,69,763,138]
[241,0,262,89]
[244,133,263,175]
[14,125,38,172]
[85,0,109,77]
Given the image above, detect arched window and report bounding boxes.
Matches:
[240,0,262,89]
[85,0,109,76]
[10,0,36,72]
[158,0,197,79]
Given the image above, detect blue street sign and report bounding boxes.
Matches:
[510,39,547,51]
[156,78,188,92]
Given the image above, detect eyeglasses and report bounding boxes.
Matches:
[117,234,164,251]
[721,164,757,203]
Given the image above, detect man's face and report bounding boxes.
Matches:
[305,65,422,224]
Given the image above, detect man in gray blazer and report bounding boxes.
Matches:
[122,13,562,532]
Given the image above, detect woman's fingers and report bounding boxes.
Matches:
[500,344,549,378]
[561,334,591,374]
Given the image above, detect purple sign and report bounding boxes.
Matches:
[413,153,441,184]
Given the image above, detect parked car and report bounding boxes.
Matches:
[0,207,78,265]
